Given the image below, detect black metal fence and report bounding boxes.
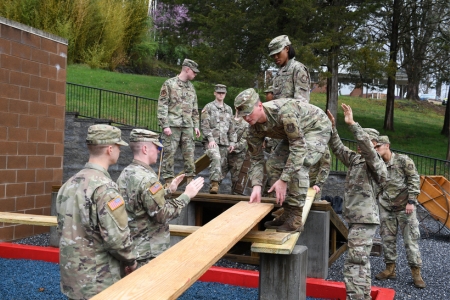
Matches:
[66,82,450,179]
[66,82,160,130]
[333,139,450,179]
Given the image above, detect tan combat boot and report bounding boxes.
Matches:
[375,263,396,280]
[271,207,284,218]
[411,266,426,288]
[185,176,194,185]
[164,177,173,189]
[264,205,289,229]
[209,181,219,194]
[277,206,304,233]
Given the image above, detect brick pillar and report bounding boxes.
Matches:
[0,17,67,242]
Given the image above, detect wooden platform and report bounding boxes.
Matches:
[92,201,273,300]
[251,188,315,254]
[183,192,349,266]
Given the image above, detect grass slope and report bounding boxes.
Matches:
[67,64,448,159]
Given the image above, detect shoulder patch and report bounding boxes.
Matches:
[160,87,168,97]
[107,196,125,211]
[149,182,163,194]
[300,74,308,83]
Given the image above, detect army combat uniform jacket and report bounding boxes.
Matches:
[201,101,236,146]
[272,59,310,101]
[157,76,199,129]
[117,159,191,261]
[379,152,420,210]
[247,98,330,187]
[329,123,387,224]
[56,163,136,299]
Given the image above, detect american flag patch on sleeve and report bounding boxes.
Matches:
[149,182,163,194]
[107,197,125,211]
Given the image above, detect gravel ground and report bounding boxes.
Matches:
[11,206,450,299]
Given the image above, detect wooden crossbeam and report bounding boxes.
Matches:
[0,212,57,226]
[0,212,293,245]
[92,201,273,300]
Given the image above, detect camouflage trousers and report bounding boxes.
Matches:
[265,140,324,207]
[160,127,195,178]
[379,205,422,267]
[344,223,377,300]
[228,150,247,187]
[204,144,229,182]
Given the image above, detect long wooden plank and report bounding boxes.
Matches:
[169,224,292,245]
[92,201,273,300]
[0,212,292,245]
[251,188,315,254]
[0,212,57,226]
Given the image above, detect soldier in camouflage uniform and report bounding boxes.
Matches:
[374,135,426,288]
[234,88,331,232]
[228,116,249,190]
[117,129,204,269]
[271,146,331,218]
[268,35,311,101]
[201,84,237,194]
[158,59,201,187]
[327,104,387,300]
[56,125,137,299]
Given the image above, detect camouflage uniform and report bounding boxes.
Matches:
[308,146,331,201]
[201,99,236,182]
[157,59,200,179]
[268,35,311,102]
[117,159,190,267]
[329,123,387,300]
[379,151,422,267]
[56,125,135,300]
[243,96,331,208]
[228,117,249,187]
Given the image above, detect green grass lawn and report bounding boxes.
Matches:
[67,64,448,160]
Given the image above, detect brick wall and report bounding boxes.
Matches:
[0,18,67,241]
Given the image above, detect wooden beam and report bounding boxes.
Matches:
[328,243,348,267]
[0,212,57,227]
[92,201,273,300]
[169,224,292,245]
[176,154,210,185]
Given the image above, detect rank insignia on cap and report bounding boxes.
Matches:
[149,182,163,195]
[108,197,125,211]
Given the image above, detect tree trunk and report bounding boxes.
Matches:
[384,0,401,131]
[326,45,339,124]
[442,88,450,137]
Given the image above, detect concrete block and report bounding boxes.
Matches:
[259,245,308,300]
[297,210,330,279]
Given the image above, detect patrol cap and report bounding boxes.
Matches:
[215,84,227,93]
[234,88,260,117]
[268,35,291,56]
[182,58,200,73]
[129,129,163,148]
[377,135,390,145]
[363,128,380,141]
[264,86,273,93]
[86,124,128,146]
